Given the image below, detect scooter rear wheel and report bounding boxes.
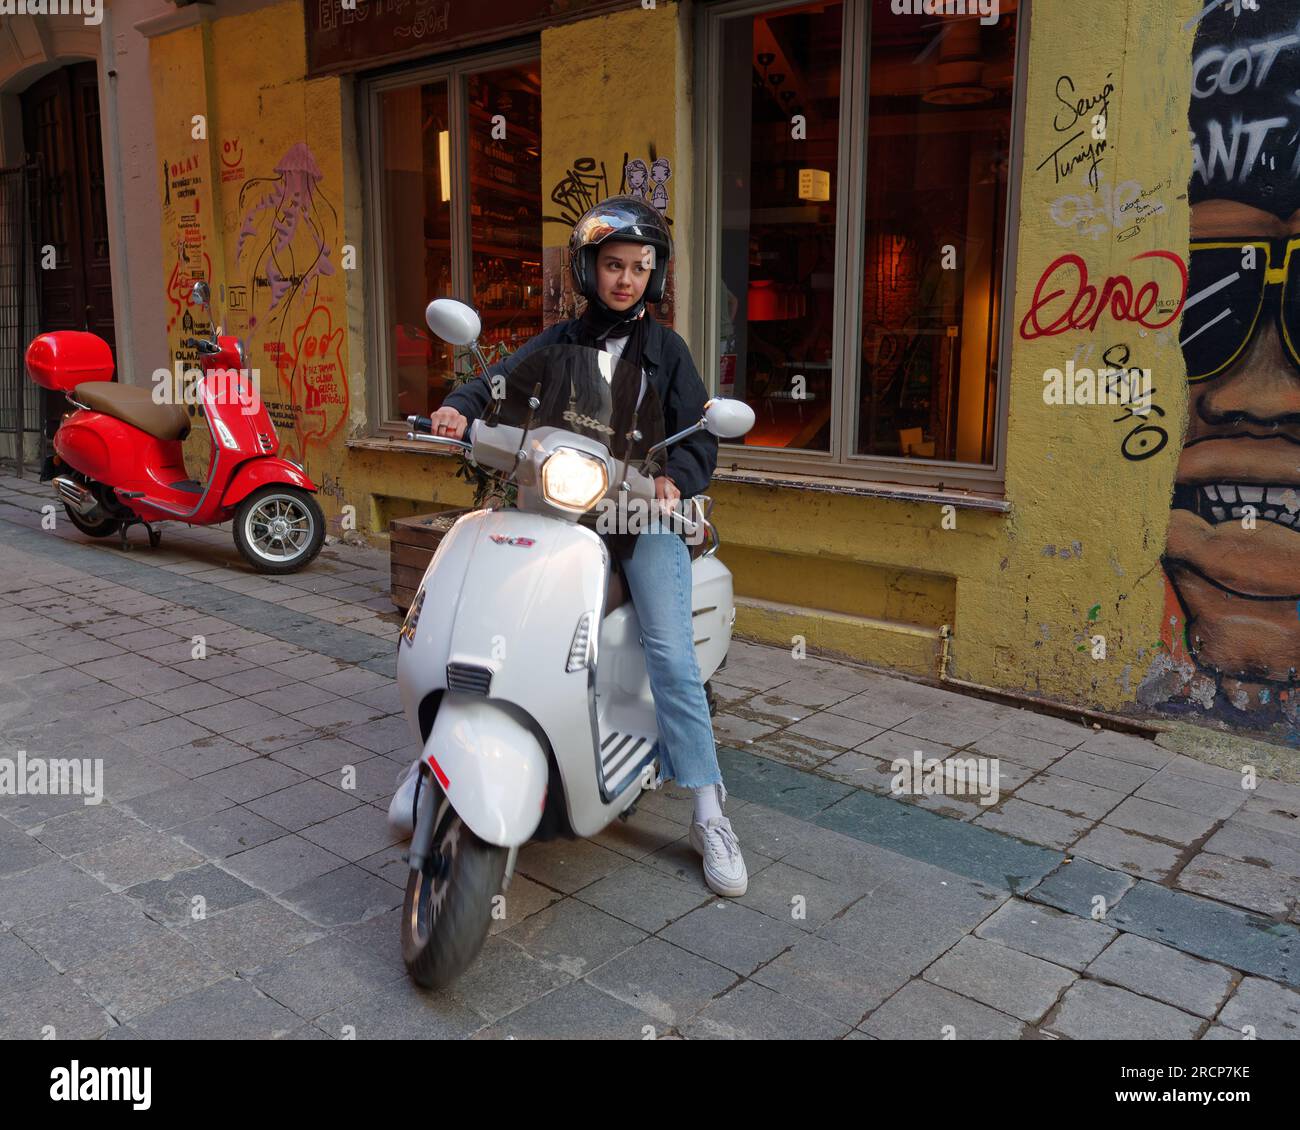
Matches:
[402,811,507,990]
[232,486,325,574]
[63,504,120,538]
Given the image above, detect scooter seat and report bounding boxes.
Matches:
[602,532,711,618]
[74,381,191,442]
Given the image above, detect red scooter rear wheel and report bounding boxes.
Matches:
[232,486,325,574]
[64,505,120,539]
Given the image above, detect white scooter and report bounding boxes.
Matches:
[392,298,755,989]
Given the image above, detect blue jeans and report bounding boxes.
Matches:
[614,527,722,789]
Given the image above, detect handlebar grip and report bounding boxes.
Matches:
[411,415,433,434]
[183,337,201,349]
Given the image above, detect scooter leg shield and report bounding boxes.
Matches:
[422,691,547,849]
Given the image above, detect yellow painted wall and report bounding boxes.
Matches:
[146,0,1210,719]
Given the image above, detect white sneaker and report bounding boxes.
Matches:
[688,790,748,898]
[387,759,420,838]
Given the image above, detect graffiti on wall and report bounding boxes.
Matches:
[1140,6,1300,729]
[1034,72,1114,191]
[1050,171,1171,243]
[233,142,347,464]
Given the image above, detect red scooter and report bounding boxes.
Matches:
[26,281,325,573]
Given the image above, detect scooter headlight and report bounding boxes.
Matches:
[541,447,609,512]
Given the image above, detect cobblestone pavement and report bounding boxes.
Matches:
[1,469,1297,1040]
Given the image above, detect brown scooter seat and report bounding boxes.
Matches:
[74,381,190,442]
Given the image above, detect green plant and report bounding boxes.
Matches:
[448,339,519,511]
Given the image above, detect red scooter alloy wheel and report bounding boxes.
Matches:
[231,485,325,574]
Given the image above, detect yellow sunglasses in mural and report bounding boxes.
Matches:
[1182,236,1300,381]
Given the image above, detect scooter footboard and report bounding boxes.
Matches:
[423,692,547,848]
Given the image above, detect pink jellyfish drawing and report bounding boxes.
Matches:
[236,142,338,332]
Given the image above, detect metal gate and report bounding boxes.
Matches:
[0,163,42,480]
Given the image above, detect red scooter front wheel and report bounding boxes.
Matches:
[232,486,325,574]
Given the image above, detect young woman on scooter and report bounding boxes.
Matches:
[421,196,748,898]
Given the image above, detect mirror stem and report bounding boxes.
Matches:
[469,341,502,425]
[470,343,493,384]
[639,418,706,477]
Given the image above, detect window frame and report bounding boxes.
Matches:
[694,0,1031,493]
[359,41,542,437]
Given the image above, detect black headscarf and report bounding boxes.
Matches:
[573,292,651,383]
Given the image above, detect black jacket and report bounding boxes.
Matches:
[442,314,718,559]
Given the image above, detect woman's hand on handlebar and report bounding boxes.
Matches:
[428,407,468,440]
[654,475,682,514]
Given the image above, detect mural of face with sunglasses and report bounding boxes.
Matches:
[1160,8,1300,716]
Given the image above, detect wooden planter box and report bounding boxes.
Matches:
[390,509,472,611]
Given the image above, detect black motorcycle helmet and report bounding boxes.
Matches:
[568,195,672,313]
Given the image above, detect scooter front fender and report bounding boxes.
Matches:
[220,457,317,510]
[423,691,547,848]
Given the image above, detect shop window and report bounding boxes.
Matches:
[702,0,1022,486]
[717,1,843,453]
[366,52,543,424]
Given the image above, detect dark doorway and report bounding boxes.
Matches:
[21,61,115,352]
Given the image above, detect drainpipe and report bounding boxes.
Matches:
[936,624,1162,739]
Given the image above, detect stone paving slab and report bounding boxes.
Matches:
[809,785,1060,893]
[1072,824,1183,882]
[859,979,1026,1040]
[1044,981,1204,1040]
[973,897,1116,971]
[923,934,1076,1022]
[973,798,1093,851]
[125,977,302,1040]
[1175,853,1295,918]
[1216,976,1300,1041]
[1085,933,1237,1019]
[1,474,1298,1040]
[1107,882,1297,988]
[583,935,735,1030]
[750,933,913,1026]
[679,978,850,1040]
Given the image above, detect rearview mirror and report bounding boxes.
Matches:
[191,280,210,307]
[703,398,755,440]
[426,298,482,346]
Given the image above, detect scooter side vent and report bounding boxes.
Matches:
[446,662,493,695]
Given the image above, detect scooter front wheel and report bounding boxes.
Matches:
[232,486,325,574]
[402,811,508,990]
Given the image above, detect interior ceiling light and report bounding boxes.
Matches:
[922,19,992,105]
